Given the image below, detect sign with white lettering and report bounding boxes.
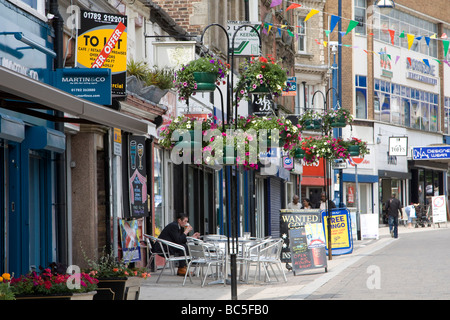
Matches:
[389,136,408,156]
[412,146,450,160]
[54,68,111,105]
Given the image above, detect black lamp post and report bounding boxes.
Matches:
[311,87,340,260]
[200,23,262,301]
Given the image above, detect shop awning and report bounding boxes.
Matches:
[0,65,149,135]
[301,176,330,186]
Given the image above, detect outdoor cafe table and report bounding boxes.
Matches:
[202,235,262,285]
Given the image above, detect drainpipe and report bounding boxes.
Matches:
[49,0,68,266]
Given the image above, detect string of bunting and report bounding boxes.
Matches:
[264,0,450,67]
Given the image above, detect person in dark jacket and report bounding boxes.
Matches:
[385,193,402,238]
[158,212,200,276]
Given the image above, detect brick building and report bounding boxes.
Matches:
[316,0,450,222]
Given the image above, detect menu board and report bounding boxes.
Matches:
[289,226,327,275]
[280,209,322,263]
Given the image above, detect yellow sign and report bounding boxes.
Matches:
[114,128,122,143]
[322,213,350,249]
[76,28,127,72]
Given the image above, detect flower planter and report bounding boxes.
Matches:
[71,291,97,300]
[15,293,73,300]
[348,145,360,156]
[124,277,143,300]
[330,115,347,128]
[294,149,305,159]
[249,85,270,95]
[93,278,128,300]
[304,119,322,130]
[193,72,218,92]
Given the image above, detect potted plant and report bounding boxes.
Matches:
[342,137,369,157]
[298,110,322,131]
[174,55,229,102]
[0,273,15,300]
[323,108,353,129]
[299,135,351,163]
[235,55,288,106]
[82,246,130,300]
[10,266,74,300]
[70,272,99,300]
[124,267,151,300]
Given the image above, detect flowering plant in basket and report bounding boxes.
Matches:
[158,114,220,150]
[235,55,287,106]
[322,107,353,132]
[174,55,230,102]
[300,135,350,163]
[342,137,369,157]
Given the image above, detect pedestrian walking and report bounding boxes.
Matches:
[385,193,402,238]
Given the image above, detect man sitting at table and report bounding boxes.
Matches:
[157,212,200,276]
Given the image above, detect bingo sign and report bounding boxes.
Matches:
[77,10,127,97]
[321,208,353,256]
[431,196,448,224]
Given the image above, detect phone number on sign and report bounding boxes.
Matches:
[83,11,125,24]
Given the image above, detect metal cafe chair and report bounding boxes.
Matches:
[143,234,192,284]
[243,238,287,284]
[183,242,225,287]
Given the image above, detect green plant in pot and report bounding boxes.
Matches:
[235,55,287,106]
[323,107,353,129]
[342,137,369,157]
[174,55,229,102]
[298,110,323,131]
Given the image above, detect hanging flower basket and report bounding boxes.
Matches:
[342,137,369,157]
[193,72,218,92]
[235,55,288,106]
[249,85,270,95]
[323,108,353,129]
[293,148,305,159]
[174,55,230,102]
[300,135,351,163]
[348,145,360,156]
[298,110,323,131]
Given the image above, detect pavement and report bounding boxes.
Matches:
[138,223,448,301]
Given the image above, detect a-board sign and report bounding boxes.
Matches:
[289,226,327,275]
[431,195,448,224]
[321,208,353,256]
[280,209,322,263]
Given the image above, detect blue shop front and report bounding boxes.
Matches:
[0,0,147,276]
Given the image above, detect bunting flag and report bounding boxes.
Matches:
[407,34,415,50]
[425,37,431,46]
[442,33,448,39]
[395,56,400,64]
[388,29,395,45]
[304,9,319,22]
[346,20,359,35]
[407,57,412,66]
[423,59,430,68]
[330,15,340,33]
[286,3,301,11]
[444,40,450,57]
[270,0,282,7]
[399,31,405,38]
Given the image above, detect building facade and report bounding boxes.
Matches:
[322,0,450,222]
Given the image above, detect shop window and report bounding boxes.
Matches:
[15,0,46,18]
